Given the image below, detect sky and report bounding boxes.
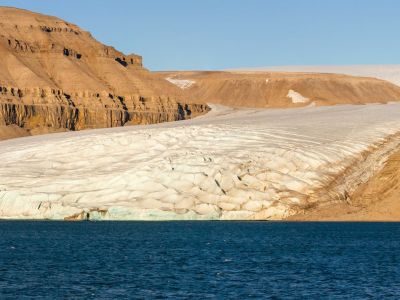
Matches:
[1,0,399,70]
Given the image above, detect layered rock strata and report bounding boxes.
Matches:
[0,85,208,132]
[0,7,208,139]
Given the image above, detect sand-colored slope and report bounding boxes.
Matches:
[0,125,30,140]
[159,71,400,108]
[0,7,208,140]
[287,149,400,221]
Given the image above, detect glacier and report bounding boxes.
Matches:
[1,103,400,220]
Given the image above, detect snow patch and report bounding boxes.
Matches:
[166,77,195,89]
[287,90,310,103]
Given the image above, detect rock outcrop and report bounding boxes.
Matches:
[0,85,207,131]
[0,7,209,139]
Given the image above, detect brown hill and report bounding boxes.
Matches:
[159,71,400,108]
[0,7,208,140]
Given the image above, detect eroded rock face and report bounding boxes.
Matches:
[0,85,208,132]
[0,7,208,139]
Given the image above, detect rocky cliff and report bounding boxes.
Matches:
[0,7,209,139]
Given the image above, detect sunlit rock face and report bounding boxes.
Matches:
[1,104,400,220]
[0,7,208,140]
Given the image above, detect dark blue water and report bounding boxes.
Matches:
[0,222,399,299]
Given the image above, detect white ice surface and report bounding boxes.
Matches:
[1,104,400,220]
[165,77,195,89]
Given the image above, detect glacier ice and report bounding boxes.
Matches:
[1,103,400,220]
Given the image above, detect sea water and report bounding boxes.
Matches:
[0,221,399,299]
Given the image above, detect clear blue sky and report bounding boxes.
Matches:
[1,0,399,70]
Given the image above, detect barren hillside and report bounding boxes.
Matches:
[287,148,400,221]
[0,7,208,140]
[159,71,400,108]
